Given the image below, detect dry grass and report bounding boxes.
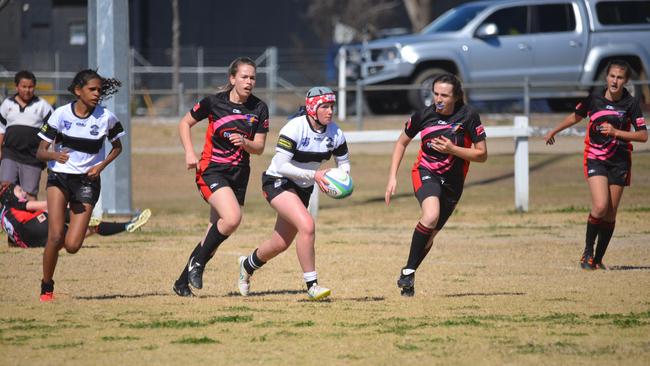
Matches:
[1,120,649,365]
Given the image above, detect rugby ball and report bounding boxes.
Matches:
[323,168,354,199]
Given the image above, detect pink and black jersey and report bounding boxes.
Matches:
[190,91,269,172]
[405,104,486,185]
[575,89,646,161]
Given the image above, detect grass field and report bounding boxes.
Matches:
[1,119,649,365]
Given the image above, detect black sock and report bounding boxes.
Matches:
[41,279,54,294]
[96,222,127,236]
[243,249,266,275]
[177,242,201,284]
[584,214,601,257]
[195,224,229,266]
[306,280,317,290]
[594,221,615,264]
[405,222,434,271]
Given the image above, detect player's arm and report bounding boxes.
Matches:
[36,140,68,163]
[385,132,412,206]
[432,137,487,162]
[26,200,48,212]
[599,125,648,142]
[232,132,266,155]
[87,139,122,179]
[178,112,200,169]
[545,113,583,145]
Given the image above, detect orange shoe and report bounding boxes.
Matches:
[40,280,54,302]
[580,255,595,270]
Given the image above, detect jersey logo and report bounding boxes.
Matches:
[475,125,485,136]
[300,137,310,146]
[192,103,200,112]
[37,213,47,223]
[245,114,258,124]
[606,105,614,110]
[63,120,72,130]
[90,125,100,136]
[233,108,241,113]
[262,119,269,129]
[274,179,282,188]
[325,137,334,149]
[40,124,49,133]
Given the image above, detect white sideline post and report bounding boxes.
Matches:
[337,47,347,121]
[514,115,529,212]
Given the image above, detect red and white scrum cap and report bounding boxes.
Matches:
[305,86,336,117]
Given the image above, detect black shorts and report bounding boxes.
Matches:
[47,171,101,205]
[584,158,630,186]
[261,173,313,208]
[196,166,250,206]
[412,167,462,231]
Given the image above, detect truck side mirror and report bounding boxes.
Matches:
[475,23,498,38]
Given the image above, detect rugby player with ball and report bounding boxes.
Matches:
[237,86,350,301]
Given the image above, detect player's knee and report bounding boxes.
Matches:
[219,215,242,235]
[64,242,83,254]
[591,203,609,218]
[419,214,439,229]
[297,217,315,238]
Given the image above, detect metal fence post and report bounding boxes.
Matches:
[356,82,363,130]
[267,47,278,116]
[178,82,185,117]
[523,76,530,120]
[197,47,204,93]
[337,47,347,121]
[514,115,529,212]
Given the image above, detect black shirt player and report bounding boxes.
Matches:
[385,74,488,297]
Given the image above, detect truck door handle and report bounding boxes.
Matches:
[569,40,582,48]
[518,43,530,51]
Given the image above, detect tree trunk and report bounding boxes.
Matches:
[403,0,433,32]
[171,0,180,108]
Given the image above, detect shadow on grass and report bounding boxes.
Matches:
[607,265,650,271]
[444,292,526,298]
[224,289,304,297]
[75,292,169,300]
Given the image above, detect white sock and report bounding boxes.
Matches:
[303,271,318,283]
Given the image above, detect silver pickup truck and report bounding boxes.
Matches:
[358,0,650,113]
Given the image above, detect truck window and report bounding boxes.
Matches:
[481,6,528,36]
[596,1,650,25]
[421,4,487,34]
[532,4,576,33]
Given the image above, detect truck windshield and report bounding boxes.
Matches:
[420,4,487,33]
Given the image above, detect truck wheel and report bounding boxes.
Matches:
[408,68,451,111]
[596,66,642,99]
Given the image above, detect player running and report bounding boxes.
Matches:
[385,74,488,297]
[173,57,269,297]
[544,59,647,270]
[36,69,125,302]
[237,86,350,301]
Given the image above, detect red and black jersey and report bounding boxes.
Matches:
[190,91,269,172]
[575,89,646,161]
[405,104,486,186]
[0,206,48,248]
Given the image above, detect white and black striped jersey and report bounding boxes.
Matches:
[37,102,125,174]
[0,95,53,166]
[266,115,349,188]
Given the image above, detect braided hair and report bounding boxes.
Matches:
[67,69,121,102]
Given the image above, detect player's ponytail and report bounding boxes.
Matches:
[67,69,122,102]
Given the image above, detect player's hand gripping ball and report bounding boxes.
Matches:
[323,168,354,199]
